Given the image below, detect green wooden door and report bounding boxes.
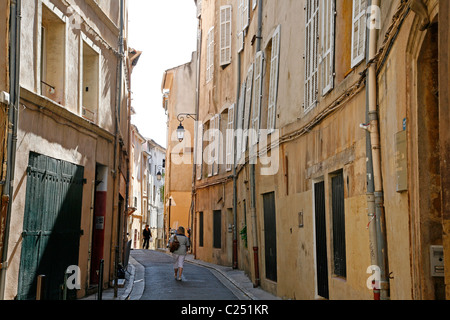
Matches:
[17,152,84,300]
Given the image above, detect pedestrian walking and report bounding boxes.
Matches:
[143,225,152,249]
[169,226,190,281]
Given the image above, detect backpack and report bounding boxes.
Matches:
[170,235,180,253]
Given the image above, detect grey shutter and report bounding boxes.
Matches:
[243,63,254,153]
[226,105,234,171]
[251,51,264,145]
[351,0,367,67]
[304,0,319,113]
[220,5,232,66]
[267,25,281,133]
[321,0,335,95]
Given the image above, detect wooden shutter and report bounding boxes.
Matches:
[238,0,245,53]
[208,119,214,177]
[321,0,335,95]
[226,104,234,171]
[242,0,250,30]
[236,82,246,164]
[267,25,281,133]
[213,114,220,176]
[196,122,203,180]
[243,63,254,153]
[220,5,232,66]
[351,0,367,67]
[197,0,202,18]
[251,51,264,145]
[305,0,319,113]
[206,27,214,83]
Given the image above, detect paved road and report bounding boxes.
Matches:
[131,250,239,300]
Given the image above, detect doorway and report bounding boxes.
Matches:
[18,153,84,300]
[314,180,329,299]
[263,192,277,282]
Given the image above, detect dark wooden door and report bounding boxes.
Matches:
[314,181,329,299]
[332,171,346,278]
[18,153,84,300]
[263,192,277,282]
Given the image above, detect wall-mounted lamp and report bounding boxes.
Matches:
[176,113,197,143]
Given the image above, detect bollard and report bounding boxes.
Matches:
[98,259,104,300]
[36,275,45,300]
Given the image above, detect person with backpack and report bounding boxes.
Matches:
[169,226,190,281]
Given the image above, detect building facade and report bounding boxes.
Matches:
[128,126,166,251]
[162,53,197,245]
[191,0,449,300]
[144,139,166,250]
[0,0,136,300]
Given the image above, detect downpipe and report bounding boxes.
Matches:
[365,0,390,300]
[0,0,21,300]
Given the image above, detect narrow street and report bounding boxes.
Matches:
[132,250,239,300]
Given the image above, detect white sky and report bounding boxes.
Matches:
[128,0,198,148]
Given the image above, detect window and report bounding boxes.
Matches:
[351,0,367,67]
[196,122,203,180]
[321,0,336,95]
[206,27,215,83]
[236,82,246,165]
[220,5,232,66]
[242,63,254,153]
[81,34,100,123]
[213,210,222,249]
[40,2,66,104]
[305,0,319,113]
[237,0,249,53]
[331,171,346,278]
[196,0,202,18]
[251,51,264,145]
[226,104,235,172]
[267,25,281,133]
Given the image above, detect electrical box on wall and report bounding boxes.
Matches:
[430,245,444,277]
[0,91,10,105]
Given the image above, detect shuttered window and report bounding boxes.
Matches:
[213,114,220,176]
[226,104,235,171]
[237,0,249,53]
[196,122,203,180]
[321,0,335,95]
[351,0,367,68]
[220,5,232,66]
[242,63,254,153]
[197,0,202,18]
[206,27,214,83]
[242,0,250,30]
[267,25,281,133]
[305,0,319,113]
[236,82,246,164]
[251,51,264,146]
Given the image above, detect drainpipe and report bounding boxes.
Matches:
[365,0,390,300]
[0,0,21,300]
[249,0,264,287]
[112,0,124,298]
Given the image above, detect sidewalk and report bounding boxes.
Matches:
[80,249,279,301]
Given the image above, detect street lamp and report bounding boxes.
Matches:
[156,165,163,181]
[176,113,197,143]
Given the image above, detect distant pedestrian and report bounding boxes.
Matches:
[143,225,152,249]
[169,226,190,281]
